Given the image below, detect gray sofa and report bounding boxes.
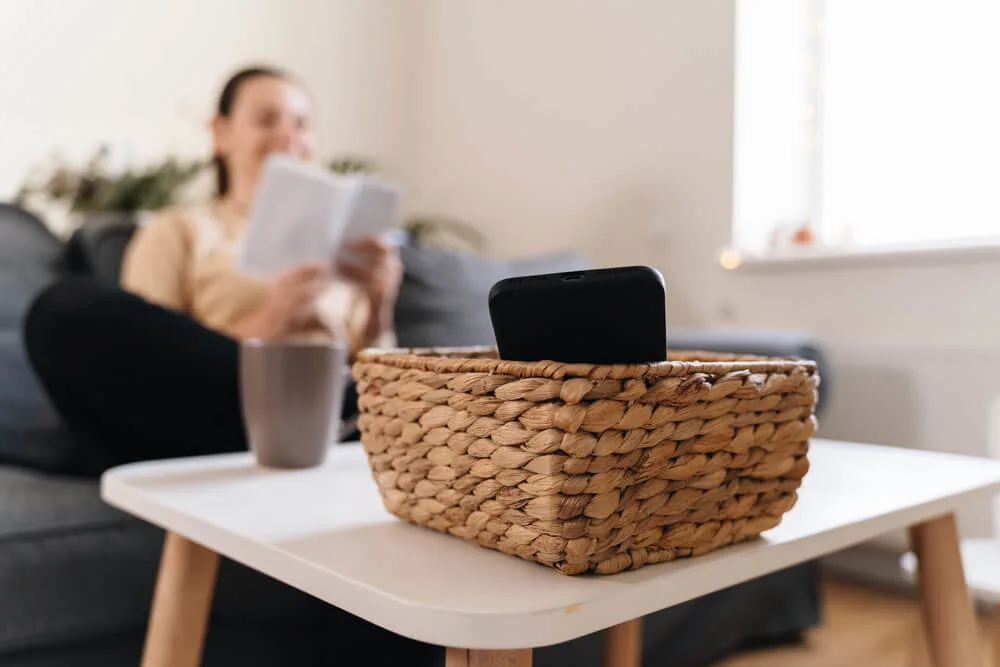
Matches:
[0,204,826,666]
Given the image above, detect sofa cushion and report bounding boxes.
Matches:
[0,466,156,654]
[0,205,62,330]
[0,466,346,657]
[61,214,139,286]
[0,204,79,471]
[0,331,80,471]
[395,243,588,348]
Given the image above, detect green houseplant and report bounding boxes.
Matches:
[15,148,486,251]
[16,146,204,217]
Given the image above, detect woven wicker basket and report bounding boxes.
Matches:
[352,347,818,575]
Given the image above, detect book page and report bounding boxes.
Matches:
[238,155,360,279]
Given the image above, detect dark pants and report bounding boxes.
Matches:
[23,277,356,475]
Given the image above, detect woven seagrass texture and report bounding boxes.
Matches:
[353,347,818,575]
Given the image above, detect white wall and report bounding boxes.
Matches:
[0,0,414,198]
[405,1,1000,539]
[408,1,734,273]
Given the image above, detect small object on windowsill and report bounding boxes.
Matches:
[724,235,1000,271]
[768,220,816,253]
[792,225,815,246]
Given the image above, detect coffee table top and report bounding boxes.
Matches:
[101,439,1000,649]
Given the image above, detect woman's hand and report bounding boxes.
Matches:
[336,236,402,344]
[232,263,329,340]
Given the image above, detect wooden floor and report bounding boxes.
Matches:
[717,577,997,667]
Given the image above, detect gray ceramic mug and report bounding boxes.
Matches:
[240,339,348,469]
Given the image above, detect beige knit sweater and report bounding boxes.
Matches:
[120,201,390,356]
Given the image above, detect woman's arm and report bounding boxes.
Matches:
[336,237,402,354]
[120,211,191,311]
[227,263,330,341]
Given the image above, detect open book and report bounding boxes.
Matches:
[238,154,403,279]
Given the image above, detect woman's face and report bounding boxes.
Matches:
[213,75,315,196]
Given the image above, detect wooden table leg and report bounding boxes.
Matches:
[603,618,642,667]
[909,514,983,667]
[141,531,220,667]
[993,604,999,667]
[909,620,932,667]
[446,647,531,666]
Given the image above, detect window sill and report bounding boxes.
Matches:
[725,237,1000,271]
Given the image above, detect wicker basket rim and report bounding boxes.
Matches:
[355,346,818,380]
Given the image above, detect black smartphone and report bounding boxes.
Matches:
[488,265,667,364]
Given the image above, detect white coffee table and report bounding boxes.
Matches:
[102,439,1000,667]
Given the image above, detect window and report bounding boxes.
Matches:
[733,0,1000,261]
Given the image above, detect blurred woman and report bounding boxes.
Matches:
[23,66,401,474]
[123,66,399,349]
